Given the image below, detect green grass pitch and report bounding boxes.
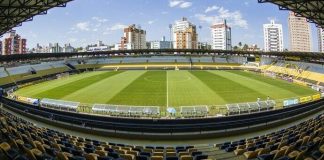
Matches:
[15,70,318,110]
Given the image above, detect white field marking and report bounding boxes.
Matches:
[144,76,191,83]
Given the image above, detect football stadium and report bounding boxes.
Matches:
[0,0,324,160]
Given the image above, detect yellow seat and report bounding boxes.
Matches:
[95,150,107,157]
[180,155,193,160]
[166,152,177,157]
[127,150,139,156]
[243,151,258,159]
[234,148,246,155]
[151,156,163,160]
[85,153,98,160]
[178,151,189,157]
[153,152,164,156]
[273,149,285,159]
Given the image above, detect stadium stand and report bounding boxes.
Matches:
[215,113,323,160]
[0,108,209,160]
[6,65,34,75]
[0,105,322,160]
[0,68,8,78]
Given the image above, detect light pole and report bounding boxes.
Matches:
[198,25,202,49]
[169,24,173,49]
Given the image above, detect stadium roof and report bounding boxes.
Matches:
[258,0,324,28]
[0,49,324,62]
[0,0,73,36]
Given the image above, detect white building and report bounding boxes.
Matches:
[112,43,133,51]
[263,20,284,52]
[211,20,231,50]
[63,44,75,53]
[150,36,172,49]
[50,43,62,53]
[172,17,198,49]
[318,28,324,52]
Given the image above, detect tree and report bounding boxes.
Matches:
[243,44,249,51]
[75,47,83,52]
[238,42,242,48]
[233,46,239,51]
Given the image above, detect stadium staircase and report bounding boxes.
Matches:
[65,63,77,71]
[30,67,37,75]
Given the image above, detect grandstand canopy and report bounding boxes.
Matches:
[0,0,73,36]
[258,0,324,28]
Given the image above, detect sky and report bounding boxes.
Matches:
[3,0,321,51]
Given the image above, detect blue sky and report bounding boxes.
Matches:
[5,0,320,51]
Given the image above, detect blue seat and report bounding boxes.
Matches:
[166,156,179,160]
[3,148,19,159]
[225,146,235,152]
[194,155,208,160]
[136,155,149,160]
[257,153,274,160]
[156,146,164,150]
[84,147,94,153]
[311,150,323,160]
[70,156,86,160]
[72,149,84,156]
[140,152,151,157]
[98,156,113,160]
[191,151,202,156]
[14,155,29,160]
[108,152,119,159]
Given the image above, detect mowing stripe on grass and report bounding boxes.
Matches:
[34,71,123,99]
[62,71,146,104]
[210,70,298,100]
[108,71,166,106]
[15,71,103,97]
[191,71,267,103]
[168,70,227,106]
[226,70,317,96]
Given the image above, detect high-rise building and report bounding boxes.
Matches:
[211,20,231,50]
[120,24,146,50]
[2,31,27,55]
[50,43,63,53]
[172,17,198,49]
[63,44,75,53]
[263,20,284,52]
[150,36,172,49]
[288,12,312,52]
[318,28,324,52]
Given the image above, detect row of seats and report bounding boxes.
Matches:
[0,108,209,160]
[217,114,324,160]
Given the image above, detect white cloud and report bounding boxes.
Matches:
[195,6,248,29]
[205,5,219,13]
[75,22,90,31]
[169,0,183,7]
[169,0,192,9]
[107,24,127,31]
[92,16,108,23]
[68,38,77,43]
[179,2,192,8]
[148,20,155,25]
